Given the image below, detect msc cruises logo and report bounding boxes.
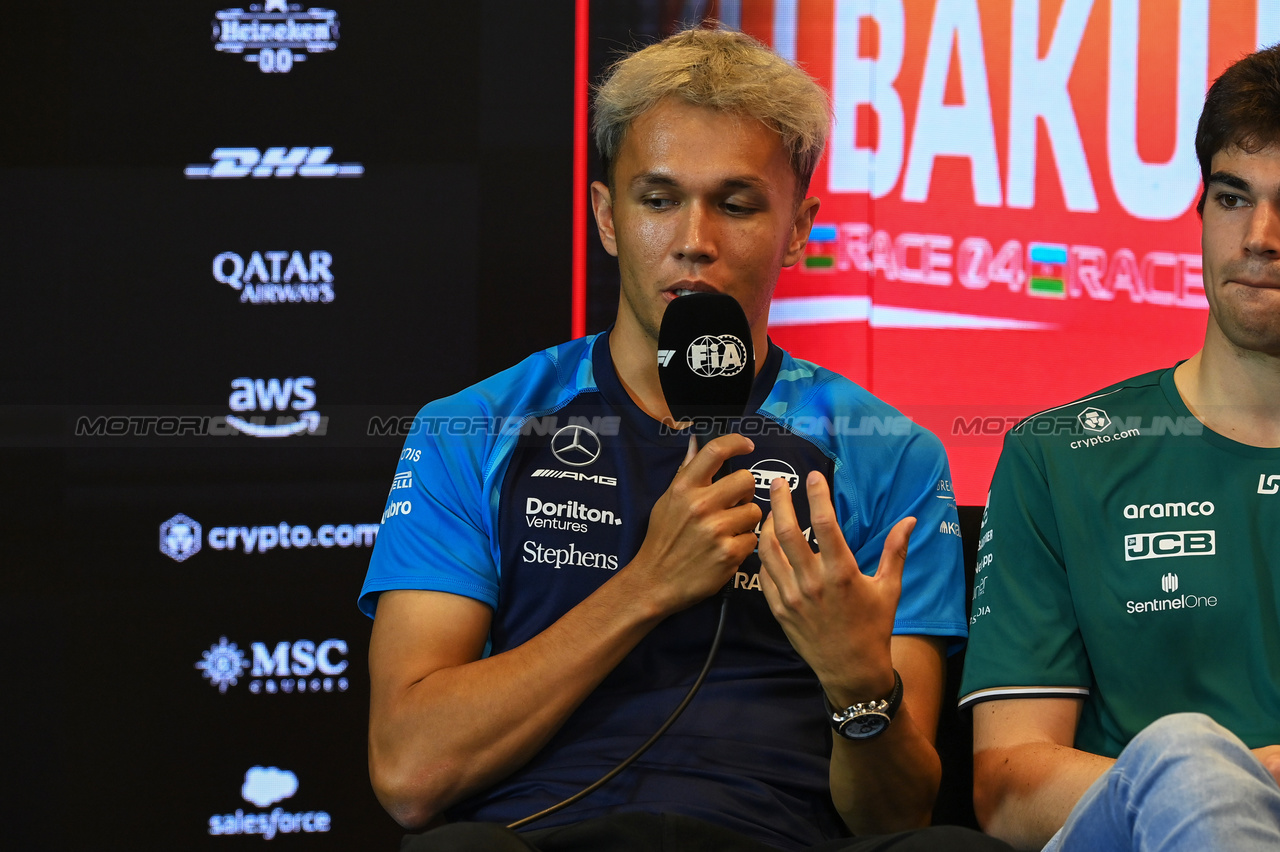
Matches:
[212,3,339,73]
[551,425,601,467]
[185,147,363,179]
[197,637,350,695]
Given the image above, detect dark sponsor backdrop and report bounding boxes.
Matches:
[1,2,574,848]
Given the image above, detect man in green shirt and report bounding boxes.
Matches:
[959,44,1280,852]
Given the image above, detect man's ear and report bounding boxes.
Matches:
[782,195,821,267]
[590,181,619,258]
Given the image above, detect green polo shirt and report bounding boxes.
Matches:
[960,367,1280,757]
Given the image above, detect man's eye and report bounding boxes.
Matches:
[642,197,676,210]
[724,201,755,215]
[1218,193,1246,208]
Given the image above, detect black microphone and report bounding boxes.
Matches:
[657,292,756,449]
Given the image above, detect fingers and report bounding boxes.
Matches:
[764,472,813,573]
[804,470,844,559]
[873,516,916,586]
[680,433,755,485]
[757,511,799,607]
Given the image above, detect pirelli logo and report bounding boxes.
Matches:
[1124,530,1215,562]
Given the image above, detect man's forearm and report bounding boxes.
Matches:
[369,574,670,829]
[829,701,941,833]
[972,740,1113,850]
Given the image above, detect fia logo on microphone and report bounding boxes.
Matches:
[687,335,747,377]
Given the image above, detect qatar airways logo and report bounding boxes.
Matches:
[213,251,334,304]
[212,3,339,74]
[227,377,324,438]
[185,147,363,178]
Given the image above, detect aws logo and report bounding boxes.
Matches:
[226,377,324,438]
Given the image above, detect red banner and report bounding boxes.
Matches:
[740,0,1272,502]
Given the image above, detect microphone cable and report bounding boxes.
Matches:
[506,593,730,830]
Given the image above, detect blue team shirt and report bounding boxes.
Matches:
[361,332,966,850]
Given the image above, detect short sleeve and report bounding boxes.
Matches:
[846,429,969,644]
[958,430,1092,707]
[358,403,502,618]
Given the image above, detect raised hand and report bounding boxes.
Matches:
[757,469,915,704]
[627,433,763,616]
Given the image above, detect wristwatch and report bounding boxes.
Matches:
[823,669,903,740]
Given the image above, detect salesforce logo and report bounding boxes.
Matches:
[242,765,297,807]
[209,766,332,838]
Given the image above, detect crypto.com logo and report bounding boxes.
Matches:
[160,514,202,562]
[185,147,363,179]
[1077,407,1111,433]
[551,425,601,467]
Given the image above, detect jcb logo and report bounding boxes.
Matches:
[1259,474,1280,495]
[1124,530,1215,562]
[184,147,364,179]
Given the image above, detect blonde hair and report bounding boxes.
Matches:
[593,27,830,194]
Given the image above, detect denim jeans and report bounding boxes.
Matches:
[1044,713,1280,852]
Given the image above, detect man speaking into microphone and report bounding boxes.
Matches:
[359,26,1003,852]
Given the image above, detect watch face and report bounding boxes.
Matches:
[839,712,889,740]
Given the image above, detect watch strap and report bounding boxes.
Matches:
[823,668,904,738]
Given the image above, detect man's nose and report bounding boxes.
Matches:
[673,202,717,263]
[1244,201,1280,258]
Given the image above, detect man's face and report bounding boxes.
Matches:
[1201,144,1280,358]
[591,98,819,359]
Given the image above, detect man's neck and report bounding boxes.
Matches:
[609,326,673,424]
[1174,336,1280,447]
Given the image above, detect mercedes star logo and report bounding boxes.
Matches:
[551,425,602,467]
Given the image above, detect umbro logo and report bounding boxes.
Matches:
[551,425,601,467]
